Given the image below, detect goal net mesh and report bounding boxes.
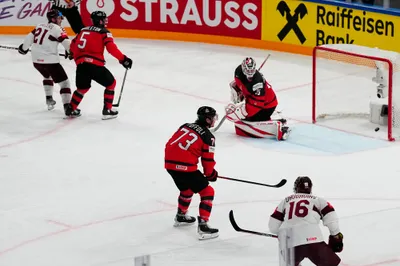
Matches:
[312,44,400,141]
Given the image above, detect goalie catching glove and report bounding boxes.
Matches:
[230,81,244,104]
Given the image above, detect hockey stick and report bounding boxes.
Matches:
[211,54,271,133]
[218,176,287,188]
[112,68,128,107]
[229,210,278,238]
[0,45,66,57]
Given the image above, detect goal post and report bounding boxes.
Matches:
[312,44,397,141]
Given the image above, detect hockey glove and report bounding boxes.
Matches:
[120,55,133,69]
[206,169,218,182]
[65,50,74,60]
[18,44,28,55]
[328,232,343,253]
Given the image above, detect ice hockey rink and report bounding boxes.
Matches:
[0,34,399,266]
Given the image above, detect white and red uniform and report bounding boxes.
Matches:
[269,193,340,248]
[22,22,70,64]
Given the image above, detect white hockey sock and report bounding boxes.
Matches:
[43,78,54,97]
[59,79,71,104]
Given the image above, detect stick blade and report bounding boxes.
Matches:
[229,210,241,232]
[275,179,287,188]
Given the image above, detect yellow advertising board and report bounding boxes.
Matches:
[262,0,398,52]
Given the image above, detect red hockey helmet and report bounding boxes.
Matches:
[294,176,313,194]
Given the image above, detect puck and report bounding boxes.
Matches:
[375,127,380,132]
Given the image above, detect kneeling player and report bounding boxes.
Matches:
[226,57,290,140]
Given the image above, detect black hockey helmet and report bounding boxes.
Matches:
[196,106,218,128]
[46,9,63,23]
[294,176,313,194]
[91,11,107,28]
[241,57,257,79]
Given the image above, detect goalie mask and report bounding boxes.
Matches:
[196,106,218,128]
[294,176,313,194]
[241,57,257,80]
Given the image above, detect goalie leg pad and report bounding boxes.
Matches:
[234,120,291,140]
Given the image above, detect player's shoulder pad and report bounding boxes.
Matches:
[185,123,215,146]
[253,71,264,82]
[234,65,243,78]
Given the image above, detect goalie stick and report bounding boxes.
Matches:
[219,176,287,188]
[211,54,271,133]
[229,210,278,238]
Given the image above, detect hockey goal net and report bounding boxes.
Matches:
[312,44,400,141]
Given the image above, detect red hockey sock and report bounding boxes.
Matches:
[104,80,116,110]
[71,88,89,110]
[198,186,214,221]
[178,189,193,214]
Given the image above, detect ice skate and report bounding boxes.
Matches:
[197,216,219,240]
[46,97,56,111]
[281,126,291,140]
[102,108,118,120]
[64,104,81,119]
[173,209,196,227]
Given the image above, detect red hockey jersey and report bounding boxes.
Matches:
[165,123,216,176]
[70,26,124,66]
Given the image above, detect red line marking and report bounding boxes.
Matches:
[46,220,73,229]
[0,76,72,150]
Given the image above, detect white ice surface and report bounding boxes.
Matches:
[0,35,399,266]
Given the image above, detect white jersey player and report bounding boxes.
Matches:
[268,176,343,266]
[18,9,73,113]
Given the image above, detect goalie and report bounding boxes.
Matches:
[226,57,290,140]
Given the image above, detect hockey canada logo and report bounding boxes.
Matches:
[277,1,308,44]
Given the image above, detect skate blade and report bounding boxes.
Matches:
[198,232,219,240]
[174,221,196,227]
[47,105,55,111]
[63,114,82,120]
[102,115,118,120]
[282,128,292,140]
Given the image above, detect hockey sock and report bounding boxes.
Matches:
[59,79,71,104]
[70,88,89,110]
[178,189,193,214]
[104,80,116,110]
[198,186,214,221]
[43,78,54,97]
